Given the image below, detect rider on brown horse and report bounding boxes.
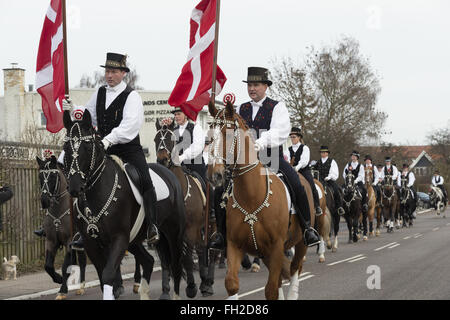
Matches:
[364,155,382,205]
[343,151,369,213]
[288,127,322,216]
[233,66,320,247]
[58,53,159,249]
[312,146,345,216]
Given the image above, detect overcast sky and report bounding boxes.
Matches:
[1,0,449,145]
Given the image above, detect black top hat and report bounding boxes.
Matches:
[320,146,330,153]
[289,127,302,137]
[243,67,272,87]
[402,163,409,169]
[351,150,360,159]
[171,107,184,114]
[364,154,372,161]
[100,53,130,72]
[385,156,392,162]
[434,169,440,174]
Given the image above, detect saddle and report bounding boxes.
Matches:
[180,166,207,206]
[276,171,297,215]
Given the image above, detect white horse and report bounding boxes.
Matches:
[429,185,447,217]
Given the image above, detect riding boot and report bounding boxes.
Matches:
[143,187,159,245]
[33,227,46,237]
[360,184,368,213]
[294,193,320,247]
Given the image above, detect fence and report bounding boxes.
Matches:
[0,141,62,269]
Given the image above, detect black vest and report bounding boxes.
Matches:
[400,171,411,185]
[384,166,393,176]
[345,162,361,177]
[96,85,141,152]
[239,97,283,157]
[316,158,333,181]
[174,122,204,165]
[289,145,304,167]
[436,176,441,183]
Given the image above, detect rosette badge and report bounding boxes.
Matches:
[73,108,84,121]
[43,149,53,159]
[223,93,236,106]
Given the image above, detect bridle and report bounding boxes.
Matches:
[343,172,358,208]
[39,162,67,201]
[381,175,396,203]
[155,126,175,159]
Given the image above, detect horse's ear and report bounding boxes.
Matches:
[225,101,234,118]
[50,155,57,166]
[63,110,73,129]
[36,156,45,168]
[81,109,92,128]
[156,118,161,130]
[208,101,218,118]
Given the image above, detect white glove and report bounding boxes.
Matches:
[254,141,262,152]
[101,138,112,150]
[62,98,74,111]
[295,164,302,172]
[324,177,331,181]
[179,154,187,164]
[171,153,182,166]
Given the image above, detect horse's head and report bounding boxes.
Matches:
[63,110,104,198]
[154,118,175,167]
[344,172,356,196]
[365,167,373,185]
[36,155,60,209]
[207,101,256,187]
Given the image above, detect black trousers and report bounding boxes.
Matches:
[299,168,320,208]
[373,184,381,203]
[108,145,154,194]
[325,180,343,208]
[437,185,448,201]
[278,156,311,224]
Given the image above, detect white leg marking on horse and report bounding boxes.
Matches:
[287,271,299,300]
[278,287,285,300]
[103,284,114,300]
[138,279,150,300]
[227,294,239,300]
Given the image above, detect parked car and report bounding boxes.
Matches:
[417,192,431,209]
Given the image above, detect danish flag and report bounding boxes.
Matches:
[35,0,65,133]
[168,0,227,121]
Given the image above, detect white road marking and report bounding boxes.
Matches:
[374,242,398,251]
[403,236,411,240]
[446,223,450,226]
[238,273,315,298]
[432,227,440,231]
[6,266,162,301]
[388,243,400,249]
[347,256,367,263]
[413,233,423,238]
[327,254,364,266]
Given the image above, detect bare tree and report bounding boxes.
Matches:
[427,126,450,180]
[77,68,144,90]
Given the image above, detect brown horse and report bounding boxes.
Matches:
[314,179,332,263]
[364,166,379,238]
[208,101,315,300]
[154,119,217,298]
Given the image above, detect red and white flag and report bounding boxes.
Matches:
[36,0,66,133]
[168,0,227,121]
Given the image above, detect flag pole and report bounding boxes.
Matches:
[210,0,221,104]
[61,0,69,95]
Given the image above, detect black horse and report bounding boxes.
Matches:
[62,110,187,300]
[380,175,398,233]
[399,177,416,227]
[36,155,87,300]
[342,172,362,243]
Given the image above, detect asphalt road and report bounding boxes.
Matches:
[31,208,450,300]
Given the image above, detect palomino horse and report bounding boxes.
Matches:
[154,119,217,298]
[62,110,187,300]
[380,175,398,233]
[207,101,315,300]
[399,177,416,227]
[313,179,332,263]
[364,166,379,237]
[342,172,362,243]
[36,155,87,300]
[429,186,447,217]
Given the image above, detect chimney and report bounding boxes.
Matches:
[2,64,26,141]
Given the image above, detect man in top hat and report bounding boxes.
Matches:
[379,157,399,183]
[288,127,322,216]
[397,163,417,202]
[311,146,345,216]
[364,155,382,205]
[235,67,320,247]
[343,151,369,213]
[62,52,159,249]
[171,107,222,249]
[432,170,448,204]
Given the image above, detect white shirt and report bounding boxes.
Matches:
[397,170,415,188]
[343,161,365,184]
[84,81,144,145]
[320,157,339,181]
[176,121,205,163]
[379,165,399,181]
[235,96,291,149]
[432,175,444,186]
[291,143,310,171]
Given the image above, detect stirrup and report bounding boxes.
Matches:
[303,228,320,247]
[338,207,345,216]
[147,225,160,245]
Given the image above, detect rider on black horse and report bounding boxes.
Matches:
[37,53,160,249]
[213,66,320,247]
[169,107,224,250]
[397,163,417,203]
[311,146,345,216]
[343,151,369,213]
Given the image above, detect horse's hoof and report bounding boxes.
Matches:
[363,236,368,241]
[159,293,171,300]
[55,293,67,300]
[76,288,85,296]
[326,241,332,250]
[376,230,380,236]
[186,284,198,299]
[251,263,260,273]
[201,286,214,297]
[319,256,325,263]
[332,247,337,253]
[133,284,140,294]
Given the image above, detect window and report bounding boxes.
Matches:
[41,113,47,127]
